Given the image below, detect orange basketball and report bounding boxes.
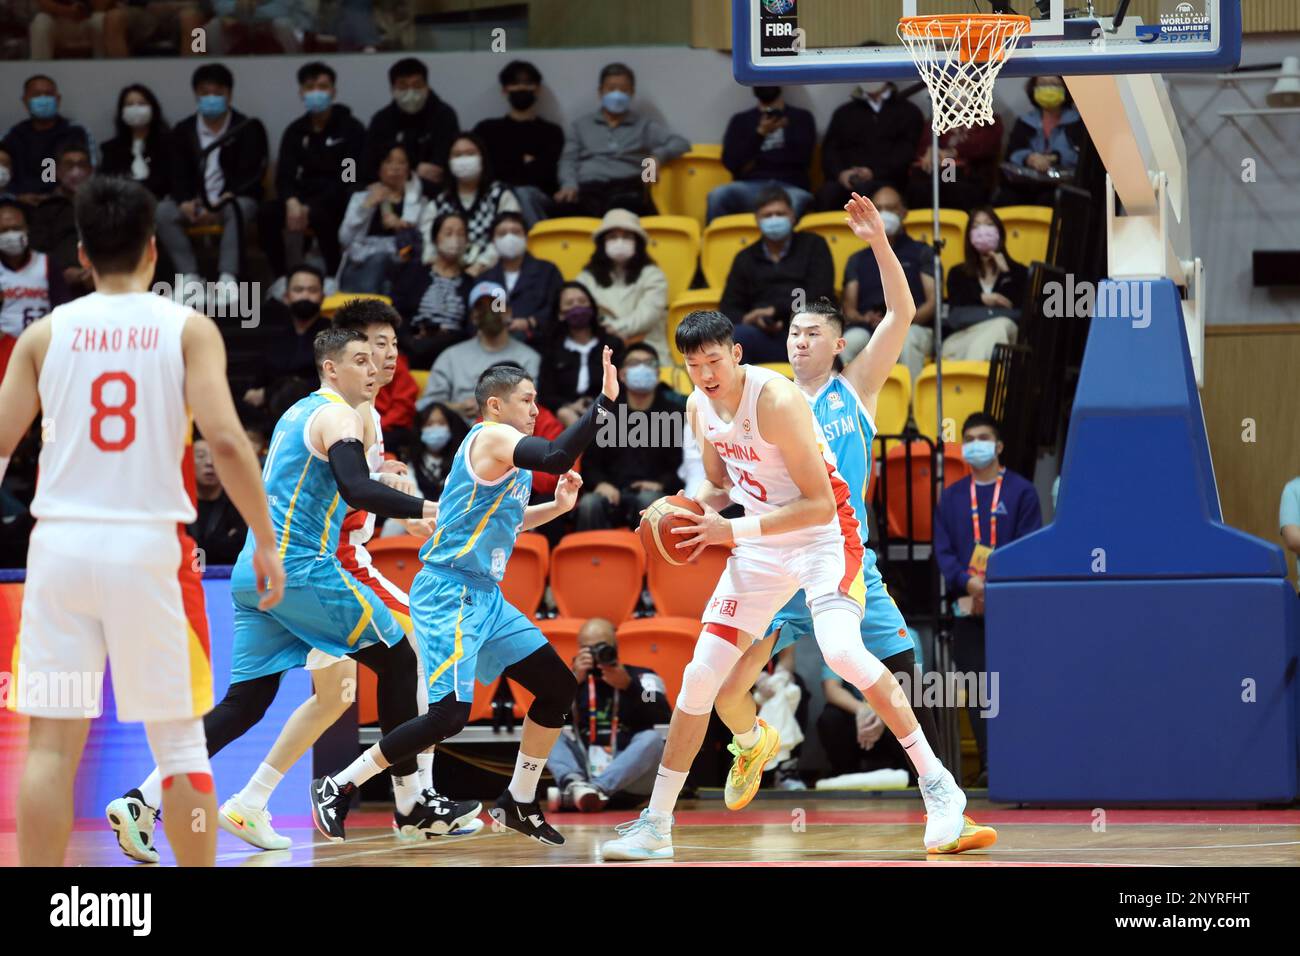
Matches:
[638,494,705,567]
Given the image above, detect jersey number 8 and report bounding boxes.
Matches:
[90,371,137,452]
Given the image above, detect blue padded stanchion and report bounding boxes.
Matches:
[985,278,1298,803]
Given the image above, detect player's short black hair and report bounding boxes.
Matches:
[676,310,735,356]
[389,57,428,85]
[962,412,1001,441]
[625,342,659,364]
[754,185,793,214]
[599,62,635,87]
[333,297,402,334]
[499,59,542,87]
[475,362,534,409]
[297,61,336,86]
[191,63,234,92]
[314,326,367,375]
[74,176,156,276]
[793,297,845,337]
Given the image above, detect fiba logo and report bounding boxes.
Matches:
[762,0,795,14]
[1175,2,1196,13]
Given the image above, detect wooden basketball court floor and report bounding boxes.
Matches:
[4,797,1297,867]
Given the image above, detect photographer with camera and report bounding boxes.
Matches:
[545,618,670,812]
[706,86,815,224]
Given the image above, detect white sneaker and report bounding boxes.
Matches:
[105,791,160,864]
[218,795,293,851]
[568,780,608,813]
[600,809,674,862]
[919,768,967,851]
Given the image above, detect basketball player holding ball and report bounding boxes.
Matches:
[602,194,972,862]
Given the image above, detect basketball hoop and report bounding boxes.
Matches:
[897,14,1032,134]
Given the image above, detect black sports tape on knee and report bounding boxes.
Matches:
[504,645,576,729]
[201,672,282,756]
[378,699,471,766]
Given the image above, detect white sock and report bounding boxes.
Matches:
[734,720,762,750]
[648,765,688,816]
[139,770,163,809]
[237,762,283,811]
[393,773,421,816]
[898,727,943,779]
[335,749,385,789]
[508,750,546,804]
[417,751,434,792]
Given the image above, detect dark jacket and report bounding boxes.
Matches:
[251,301,330,388]
[390,256,473,331]
[100,128,175,200]
[1,116,93,196]
[720,232,836,326]
[478,252,564,344]
[935,468,1042,596]
[821,93,925,190]
[363,93,460,189]
[845,234,934,318]
[580,386,684,492]
[536,330,625,411]
[275,103,366,206]
[26,192,79,276]
[1006,107,1085,171]
[947,256,1030,311]
[721,104,816,190]
[572,664,672,750]
[473,114,564,195]
[170,110,269,203]
[188,494,248,566]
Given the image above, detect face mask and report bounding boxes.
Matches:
[437,237,466,259]
[0,166,10,190]
[1034,86,1067,110]
[422,425,451,452]
[507,89,537,111]
[605,237,635,263]
[601,90,631,114]
[0,230,27,256]
[449,154,482,180]
[494,233,526,260]
[61,166,89,191]
[197,94,228,118]
[758,214,792,241]
[855,82,888,99]
[28,95,57,120]
[288,298,320,321]
[970,224,1001,254]
[626,364,658,392]
[122,104,152,128]
[477,308,506,336]
[394,88,428,114]
[754,86,781,104]
[303,90,332,114]
[962,439,997,469]
[879,210,902,237]
[562,305,594,329]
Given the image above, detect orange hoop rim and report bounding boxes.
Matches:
[897,13,1032,41]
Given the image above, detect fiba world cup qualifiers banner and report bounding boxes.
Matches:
[760,0,800,56]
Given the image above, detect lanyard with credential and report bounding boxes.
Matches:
[970,470,1005,549]
[587,677,619,758]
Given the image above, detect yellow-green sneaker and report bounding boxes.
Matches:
[723,719,781,811]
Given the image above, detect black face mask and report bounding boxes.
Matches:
[754,86,781,104]
[507,89,537,111]
[288,298,320,321]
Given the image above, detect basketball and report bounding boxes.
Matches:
[638,494,706,567]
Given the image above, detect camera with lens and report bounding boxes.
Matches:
[585,642,619,677]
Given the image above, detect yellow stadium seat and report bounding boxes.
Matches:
[526,217,601,281]
[321,292,392,318]
[667,288,723,367]
[903,208,969,281]
[913,360,990,443]
[650,145,731,228]
[641,215,701,303]
[757,362,794,379]
[700,213,760,289]
[874,364,911,437]
[994,205,1053,267]
[795,210,859,293]
[409,368,429,393]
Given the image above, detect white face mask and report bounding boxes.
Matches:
[605,237,636,263]
[437,237,466,259]
[494,232,526,260]
[122,104,152,128]
[449,154,482,180]
[879,210,902,237]
[394,88,428,114]
[0,166,10,190]
[0,230,28,256]
[855,82,889,99]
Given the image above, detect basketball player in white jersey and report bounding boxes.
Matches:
[0,198,65,379]
[601,297,967,862]
[0,175,285,867]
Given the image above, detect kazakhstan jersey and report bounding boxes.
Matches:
[812,373,875,553]
[419,422,533,585]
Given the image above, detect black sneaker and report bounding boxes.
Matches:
[310,775,355,842]
[492,790,566,846]
[394,790,483,841]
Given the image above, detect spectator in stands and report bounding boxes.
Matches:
[934,412,1042,780]
[417,280,541,421]
[241,264,329,416]
[29,0,111,59]
[719,186,835,364]
[575,343,684,532]
[407,402,470,500]
[260,61,366,279]
[363,57,460,197]
[27,141,93,300]
[474,60,565,228]
[709,85,815,223]
[112,1,205,57]
[943,207,1027,362]
[478,211,563,347]
[337,143,427,295]
[99,84,174,208]
[157,62,268,306]
[555,62,689,219]
[575,209,670,364]
[188,437,248,566]
[391,210,471,369]
[997,76,1086,206]
[422,133,520,276]
[904,113,1003,212]
[546,617,670,812]
[2,75,96,203]
[203,0,308,54]
[0,145,13,197]
[816,81,924,211]
[841,185,936,378]
[0,199,69,364]
[538,281,626,427]
[1280,476,1300,589]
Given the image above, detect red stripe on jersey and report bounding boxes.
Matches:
[0,334,16,381]
[826,462,865,595]
[349,562,409,615]
[337,507,369,573]
[704,622,741,645]
[175,525,210,657]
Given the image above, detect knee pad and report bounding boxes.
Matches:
[677,632,743,716]
[812,604,885,689]
[146,718,212,783]
[507,645,576,729]
[379,697,470,765]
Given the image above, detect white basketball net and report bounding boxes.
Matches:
[897,15,1032,134]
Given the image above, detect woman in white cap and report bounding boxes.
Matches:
[575,208,669,363]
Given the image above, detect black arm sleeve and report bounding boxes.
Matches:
[511,393,616,475]
[327,439,426,520]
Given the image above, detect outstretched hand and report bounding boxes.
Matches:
[844,192,886,245]
[600,345,619,401]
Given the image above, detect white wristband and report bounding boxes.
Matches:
[0,455,8,485]
[731,516,762,540]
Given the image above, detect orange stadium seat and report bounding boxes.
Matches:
[881,441,970,541]
[468,680,499,723]
[646,545,730,618]
[499,532,549,617]
[550,531,646,624]
[615,617,700,708]
[364,536,422,593]
[538,617,584,668]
